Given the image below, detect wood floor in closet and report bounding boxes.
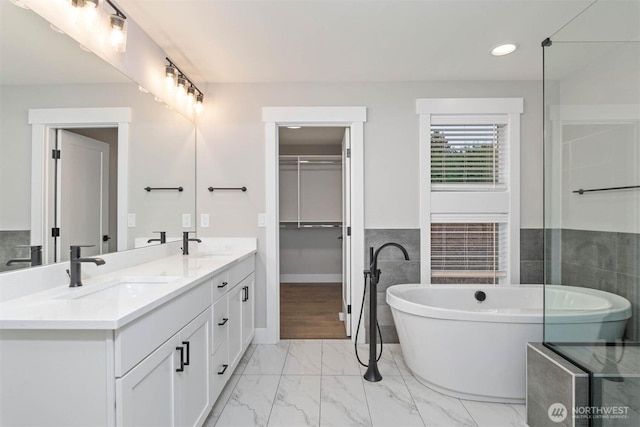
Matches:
[280,283,348,339]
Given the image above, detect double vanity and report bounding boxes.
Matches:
[0,239,256,427]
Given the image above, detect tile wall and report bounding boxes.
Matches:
[0,230,30,273]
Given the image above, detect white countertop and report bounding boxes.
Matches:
[0,249,255,330]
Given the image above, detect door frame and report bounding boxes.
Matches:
[28,108,131,261]
[262,106,367,344]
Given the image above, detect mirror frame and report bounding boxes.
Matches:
[28,108,132,261]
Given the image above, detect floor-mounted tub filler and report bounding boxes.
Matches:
[387,284,632,404]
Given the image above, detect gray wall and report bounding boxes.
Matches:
[196,80,545,328]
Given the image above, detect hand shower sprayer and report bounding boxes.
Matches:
[356,242,410,382]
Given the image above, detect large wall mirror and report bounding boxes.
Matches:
[0,2,196,272]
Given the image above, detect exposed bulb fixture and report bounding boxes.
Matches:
[165,58,205,115]
[176,76,187,98]
[491,43,518,56]
[187,86,196,105]
[165,65,177,86]
[84,0,100,8]
[195,94,204,114]
[109,14,127,52]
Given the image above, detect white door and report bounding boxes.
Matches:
[56,130,110,261]
[341,128,352,336]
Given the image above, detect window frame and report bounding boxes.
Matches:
[417,98,523,285]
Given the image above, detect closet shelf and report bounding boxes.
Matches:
[280,220,342,229]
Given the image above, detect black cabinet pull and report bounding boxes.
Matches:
[182,341,190,366]
[176,346,185,372]
[217,281,228,289]
[218,364,229,375]
[218,318,229,326]
[242,285,249,302]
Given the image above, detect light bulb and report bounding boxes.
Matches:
[165,65,177,86]
[195,94,204,114]
[109,14,127,53]
[187,86,196,105]
[176,77,187,100]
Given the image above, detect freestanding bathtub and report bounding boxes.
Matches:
[387,284,632,404]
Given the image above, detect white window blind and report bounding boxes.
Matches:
[431,123,507,191]
[430,222,508,285]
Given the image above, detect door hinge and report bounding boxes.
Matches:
[51,227,60,237]
[347,226,351,236]
[346,148,351,158]
[52,149,61,160]
[347,305,351,314]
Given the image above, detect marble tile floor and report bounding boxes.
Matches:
[204,340,528,427]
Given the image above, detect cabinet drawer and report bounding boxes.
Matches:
[211,270,230,302]
[211,340,229,402]
[115,280,211,377]
[228,255,255,285]
[212,295,229,354]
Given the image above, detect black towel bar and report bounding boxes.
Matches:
[144,187,183,192]
[573,185,640,195]
[208,186,247,192]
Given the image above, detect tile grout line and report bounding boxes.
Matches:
[397,367,427,427]
[265,340,291,427]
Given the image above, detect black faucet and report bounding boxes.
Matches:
[367,242,410,287]
[6,245,42,267]
[147,231,167,244]
[182,231,201,255]
[363,242,410,382]
[69,245,105,287]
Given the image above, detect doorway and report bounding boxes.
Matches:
[48,128,118,263]
[262,106,367,345]
[278,126,348,339]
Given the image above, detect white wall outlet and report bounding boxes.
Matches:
[200,213,210,228]
[127,213,136,227]
[182,213,192,228]
[258,213,267,227]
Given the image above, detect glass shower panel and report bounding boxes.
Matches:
[543,36,639,426]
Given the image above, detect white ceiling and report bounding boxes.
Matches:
[118,0,606,84]
[3,0,638,86]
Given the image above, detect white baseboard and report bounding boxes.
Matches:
[280,274,343,283]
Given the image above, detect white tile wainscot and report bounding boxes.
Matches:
[0,240,256,427]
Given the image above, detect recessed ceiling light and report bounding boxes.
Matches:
[491,43,518,56]
[286,126,302,129]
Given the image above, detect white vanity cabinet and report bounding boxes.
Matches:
[0,252,256,427]
[116,308,212,427]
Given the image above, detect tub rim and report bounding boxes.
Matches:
[386,284,631,324]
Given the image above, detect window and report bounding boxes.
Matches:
[430,123,507,189]
[430,222,507,285]
[417,98,523,285]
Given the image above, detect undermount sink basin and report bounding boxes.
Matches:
[194,253,233,258]
[58,276,180,300]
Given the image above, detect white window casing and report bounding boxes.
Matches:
[418,98,523,285]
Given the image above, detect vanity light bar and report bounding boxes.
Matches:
[165,58,205,108]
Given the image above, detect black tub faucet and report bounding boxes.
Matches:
[69,245,105,287]
[148,231,167,244]
[6,245,42,267]
[182,231,201,255]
